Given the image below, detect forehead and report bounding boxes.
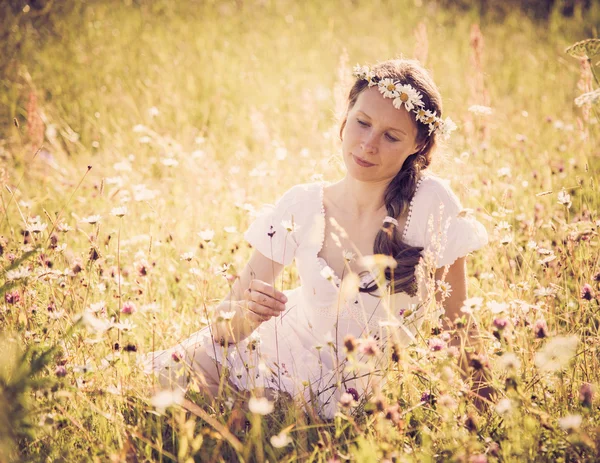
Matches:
[352,86,418,137]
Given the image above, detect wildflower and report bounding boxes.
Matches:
[320,265,336,282]
[5,267,30,281]
[358,337,380,357]
[558,414,582,432]
[180,252,194,261]
[359,254,397,271]
[111,206,127,217]
[80,215,101,225]
[579,383,594,408]
[343,250,356,262]
[468,105,493,115]
[436,280,452,298]
[281,220,298,233]
[217,310,236,322]
[198,229,215,242]
[150,389,184,414]
[495,398,512,415]
[420,391,434,404]
[497,352,521,372]
[557,189,572,208]
[26,217,47,233]
[121,301,136,315]
[343,334,357,353]
[533,319,549,339]
[497,166,511,178]
[534,335,579,373]
[171,350,183,363]
[580,283,594,301]
[378,78,400,98]
[55,365,67,377]
[161,158,178,167]
[393,84,424,111]
[371,394,387,412]
[594,272,600,282]
[486,300,508,314]
[248,397,274,415]
[5,291,20,304]
[533,286,556,298]
[270,431,292,448]
[461,297,483,314]
[428,337,446,352]
[339,392,356,408]
[437,394,457,410]
[493,317,509,330]
[384,402,401,423]
[469,353,489,371]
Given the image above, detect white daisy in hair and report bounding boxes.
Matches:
[393,84,424,111]
[352,64,369,80]
[437,116,457,140]
[415,108,436,124]
[378,78,399,98]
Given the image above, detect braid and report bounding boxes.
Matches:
[361,153,429,296]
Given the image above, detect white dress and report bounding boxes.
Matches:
[143,175,488,418]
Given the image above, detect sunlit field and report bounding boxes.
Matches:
[1,0,599,461]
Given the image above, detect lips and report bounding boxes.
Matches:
[353,155,376,167]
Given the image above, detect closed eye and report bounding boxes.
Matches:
[357,119,399,142]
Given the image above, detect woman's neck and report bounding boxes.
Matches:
[331,175,390,217]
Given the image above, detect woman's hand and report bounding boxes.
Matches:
[243,279,287,324]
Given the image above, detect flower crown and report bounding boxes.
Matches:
[352,65,457,140]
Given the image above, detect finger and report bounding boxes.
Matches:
[245,309,271,324]
[247,301,281,318]
[250,280,288,304]
[249,292,286,312]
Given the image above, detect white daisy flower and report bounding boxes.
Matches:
[392,84,424,112]
[281,220,299,233]
[436,280,452,298]
[534,335,579,373]
[80,215,102,225]
[198,229,215,242]
[151,389,184,414]
[343,250,356,262]
[557,189,572,208]
[437,117,457,140]
[248,397,274,415]
[414,108,436,124]
[495,398,513,415]
[111,206,127,217]
[352,64,369,80]
[468,105,493,115]
[378,78,399,99]
[270,431,292,448]
[320,266,336,282]
[558,414,583,432]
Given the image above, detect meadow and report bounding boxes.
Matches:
[1,0,599,461]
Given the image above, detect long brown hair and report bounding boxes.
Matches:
[339,59,443,296]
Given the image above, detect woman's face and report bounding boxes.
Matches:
[341,86,422,183]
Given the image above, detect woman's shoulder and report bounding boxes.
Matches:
[414,173,463,212]
[276,182,323,208]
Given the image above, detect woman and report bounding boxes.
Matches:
[144,59,489,418]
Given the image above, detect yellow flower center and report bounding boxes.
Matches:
[387,83,396,91]
[400,92,408,102]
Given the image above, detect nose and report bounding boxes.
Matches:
[361,131,378,155]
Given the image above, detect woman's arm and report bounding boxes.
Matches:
[209,250,287,345]
[435,257,495,407]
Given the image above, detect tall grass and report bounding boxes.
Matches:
[1,0,599,461]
